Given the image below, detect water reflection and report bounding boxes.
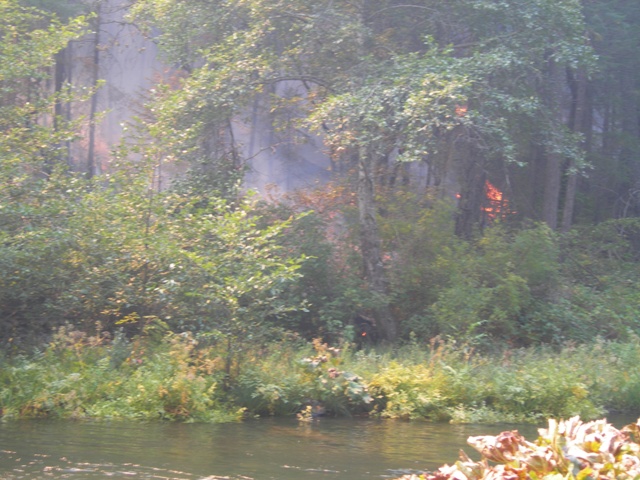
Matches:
[1,417,633,480]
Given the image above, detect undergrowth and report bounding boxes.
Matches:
[1,328,640,423]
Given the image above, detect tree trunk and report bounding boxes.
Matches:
[51,48,69,171]
[561,67,588,232]
[357,146,396,342]
[543,153,562,230]
[87,2,102,180]
[542,58,565,230]
[454,137,486,238]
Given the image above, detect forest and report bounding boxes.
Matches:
[1,0,640,422]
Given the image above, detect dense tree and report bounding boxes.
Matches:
[0,1,306,348]
[0,1,86,163]
[1,0,639,349]
[17,1,92,169]
[129,0,596,340]
[578,1,640,222]
[0,0,87,341]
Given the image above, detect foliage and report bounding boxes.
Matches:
[251,186,381,343]
[0,156,307,354]
[234,339,373,417]
[4,156,639,352]
[562,219,640,284]
[125,0,640,230]
[126,0,598,341]
[395,417,640,480]
[0,325,240,421]
[381,211,638,347]
[0,1,87,343]
[246,185,640,348]
[579,1,640,221]
[0,1,86,167]
[368,361,451,421]
[2,0,640,417]
[367,339,604,424]
[249,199,340,338]
[3,334,640,423]
[19,0,87,20]
[296,339,373,415]
[232,340,311,416]
[421,224,553,345]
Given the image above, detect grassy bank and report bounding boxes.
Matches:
[2,328,640,423]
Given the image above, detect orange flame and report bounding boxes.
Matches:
[455,104,468,117]
[483,181,511,221]
[455,181,514,222]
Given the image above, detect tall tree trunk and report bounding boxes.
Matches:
[86,1,102,180]
[51,48,68,172]
[542,58,565,230]
[455,160,486,238]
[357,146,396,342]
[543,153,562,230]
[561,67,589,232]
[454,136,486,238]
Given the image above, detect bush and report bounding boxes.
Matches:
[233,341,311,416]
[0,326,241,422]
[0,162,308,362]
[3,335,640,423]
[253,186,376,343]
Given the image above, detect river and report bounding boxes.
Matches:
[0,417,542,480]
[2,415,637,480]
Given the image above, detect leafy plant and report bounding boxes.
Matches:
[395,417,640,480]
[298,339,373,416]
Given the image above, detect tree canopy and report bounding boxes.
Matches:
[1,0,639,349]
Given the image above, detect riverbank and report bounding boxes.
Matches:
[2,329,640,423]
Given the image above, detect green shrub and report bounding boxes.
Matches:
[233,342,312,416]
[3,335,640,424]
[369,361,450,420]
[0,327,241,422]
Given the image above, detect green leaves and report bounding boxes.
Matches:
[0,2,86,174]
[179,199,306,332]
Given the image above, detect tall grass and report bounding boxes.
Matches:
[2,329,640,423]
[0,326,241,422]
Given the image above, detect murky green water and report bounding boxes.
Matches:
[2,415,635,480]
[0,417,542,480]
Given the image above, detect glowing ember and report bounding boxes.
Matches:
[455,104,468,117]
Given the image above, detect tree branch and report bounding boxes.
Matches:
[262,75,333,92]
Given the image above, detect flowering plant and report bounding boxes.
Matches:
[398,417,640,480]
